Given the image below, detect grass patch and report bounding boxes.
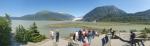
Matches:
[49,21,150,31]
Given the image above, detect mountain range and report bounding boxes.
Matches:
[82,5,150,22]
[11,11,75,21]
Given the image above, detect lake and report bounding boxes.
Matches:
[11,20,80,37]
[11,20,150,37]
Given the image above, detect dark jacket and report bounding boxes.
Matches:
[130,33,135,40]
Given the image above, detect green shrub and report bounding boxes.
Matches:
[138,28,150,39]
[29,35,45,42]
[101,29,108,34]
[138,32,147,38]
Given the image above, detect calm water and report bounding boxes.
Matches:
[11,20,80,37]
[11,20,150,37]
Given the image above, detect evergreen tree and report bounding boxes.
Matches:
[30,22,39,34]
[28,22,45,42]
[0,17,11,46]
[5,13,11,25]
[15,25,28,44]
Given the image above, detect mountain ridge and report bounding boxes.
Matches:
[11,11,75,21]
[82,5,150,22]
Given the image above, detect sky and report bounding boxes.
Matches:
[0,0,150,17]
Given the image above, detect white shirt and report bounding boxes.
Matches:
[50,31,54,36]
[75,32,78,37]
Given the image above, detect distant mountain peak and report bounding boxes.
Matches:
[36,10,56,14]
[82,5,150,22]
[97,5,116,8]
[11,10,75,21]
[82,5,127,21]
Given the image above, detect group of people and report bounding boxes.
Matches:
[50,31,60,42]
[72,28,98,46]
[49,28,138,46]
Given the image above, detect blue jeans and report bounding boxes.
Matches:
[78,36,83,42]
[88,36,92,44]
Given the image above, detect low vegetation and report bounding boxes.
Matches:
[49,22,150,31]
[138,28,150,39]
[49,22,122,29]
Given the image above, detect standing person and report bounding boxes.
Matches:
[111,30,115,39]
[78,30,83,42]
[92,30,96,39]
[85,29,89,37]
[73,33,76,41]
[82,29,86,39]
[109,28,112,34]
[75,31,78,41]
[50,31,55,40]
[87,30,92,44]
[130,31,136,46]
[56,31,59,42]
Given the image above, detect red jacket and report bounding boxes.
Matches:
[83,43,90,46]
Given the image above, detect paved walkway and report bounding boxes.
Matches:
[23,39,68,46]
[22,33,150,46]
